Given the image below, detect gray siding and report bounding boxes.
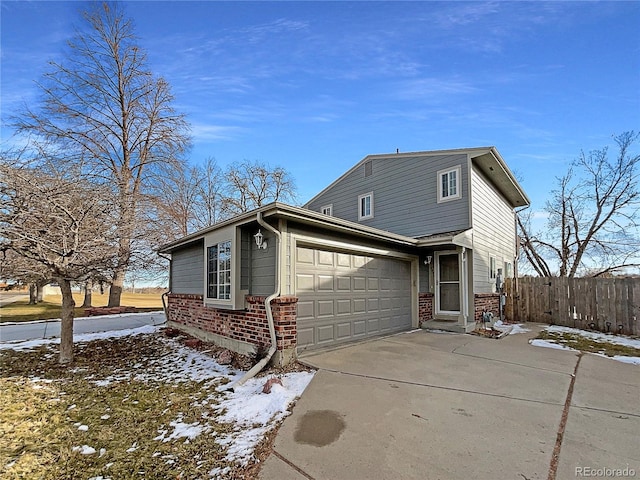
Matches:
[241,229,250,290]
[305,154,471,237]
[419,262,431,292]
[248,227,277,295]
[170,241,204,294]
[471,167,516,293]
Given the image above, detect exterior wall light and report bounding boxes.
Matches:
[424,255,432,266]
[254,229,267,250]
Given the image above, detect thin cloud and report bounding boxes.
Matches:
[190,123,245,142]
[394,77,478,102]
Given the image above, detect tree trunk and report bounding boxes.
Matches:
[36,281,45,302]
[29,283,37,304]
[58,278,75,364]
[81,281,92,308]
[108,267,125,307]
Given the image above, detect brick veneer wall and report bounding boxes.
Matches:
[418,292,434,326]
[474,293,500,323]
[167,293,298,352]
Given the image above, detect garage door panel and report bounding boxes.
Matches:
[368,318,380,333]
[353,256,366,268]
[318,250,334,266]
[296,246,411,351]
[296,274,315,292]
[337,299,351,315]
[317,300,334,317]
[318,275,334,291]
[353,320,366,336]
[336,276,351,291]
[337,253,351,267]
[367,298,379,312]
[297,247,315,264]
[297,300,315,319]
[353,277,366,291]
[317,324,335,343]
[298,327,314,347]
[380,298,392,311]
[353,298,366,313]
[336,322,351,339]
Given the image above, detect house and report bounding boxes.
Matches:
[159,147,529,365]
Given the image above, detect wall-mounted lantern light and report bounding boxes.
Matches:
[254,229,267,250]
[423,255,432,266]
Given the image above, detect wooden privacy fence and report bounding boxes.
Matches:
[504,277,639,336]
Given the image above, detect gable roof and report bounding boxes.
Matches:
[303,146,530,209]
[158,202,419,254]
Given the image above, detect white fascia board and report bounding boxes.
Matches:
[416,228,473,249]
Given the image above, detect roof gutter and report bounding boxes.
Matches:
[227,211,280,390]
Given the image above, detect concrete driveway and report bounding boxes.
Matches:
[260,326,640,480]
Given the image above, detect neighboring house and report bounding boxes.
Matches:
[160,147,529,365]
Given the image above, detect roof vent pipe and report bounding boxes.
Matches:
[227,211,280,390]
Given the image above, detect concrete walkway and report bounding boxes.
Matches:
[260,326,640,480]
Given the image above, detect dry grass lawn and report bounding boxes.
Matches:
[0,329,309,479]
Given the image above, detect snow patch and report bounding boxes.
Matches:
[0,324,162,351]
[213,372,315,466]
[530,339,577,351]
[546,325,640,349]
[494,320,530,335]
[154,420,207,443]
[530,326,640,365]
[72,445,96,455]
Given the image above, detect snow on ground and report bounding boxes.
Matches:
[213,372,315,466]
[545,325,640,349]
[1,321,317,470]
[530,339,578,351]
[530,325,640,364]
[0,324,162,351]
[494,320,530,335]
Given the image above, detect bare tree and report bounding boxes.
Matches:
[193,157,225,229]
[223,160,297,216]
[0,249,51,303]
[11,2,190,307]
[518,131,640,277]
[151,157,225,240]
[0,160,117,363]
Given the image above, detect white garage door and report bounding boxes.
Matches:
[296,245,412,351]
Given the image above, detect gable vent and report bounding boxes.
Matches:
[364,160,373,177]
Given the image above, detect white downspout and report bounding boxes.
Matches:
[461,247,468,327]
[228,211,280,390]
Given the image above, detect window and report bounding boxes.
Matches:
[489,256,497,279]
[207,240,231,300]
[321,204,333,216]
[358,192,373,220]
[437,166,462,203]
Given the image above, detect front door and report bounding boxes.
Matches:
[436,252,460,314]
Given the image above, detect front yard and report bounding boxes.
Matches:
[0,326,314,479]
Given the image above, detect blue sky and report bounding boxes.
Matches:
[1,1,639,212]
